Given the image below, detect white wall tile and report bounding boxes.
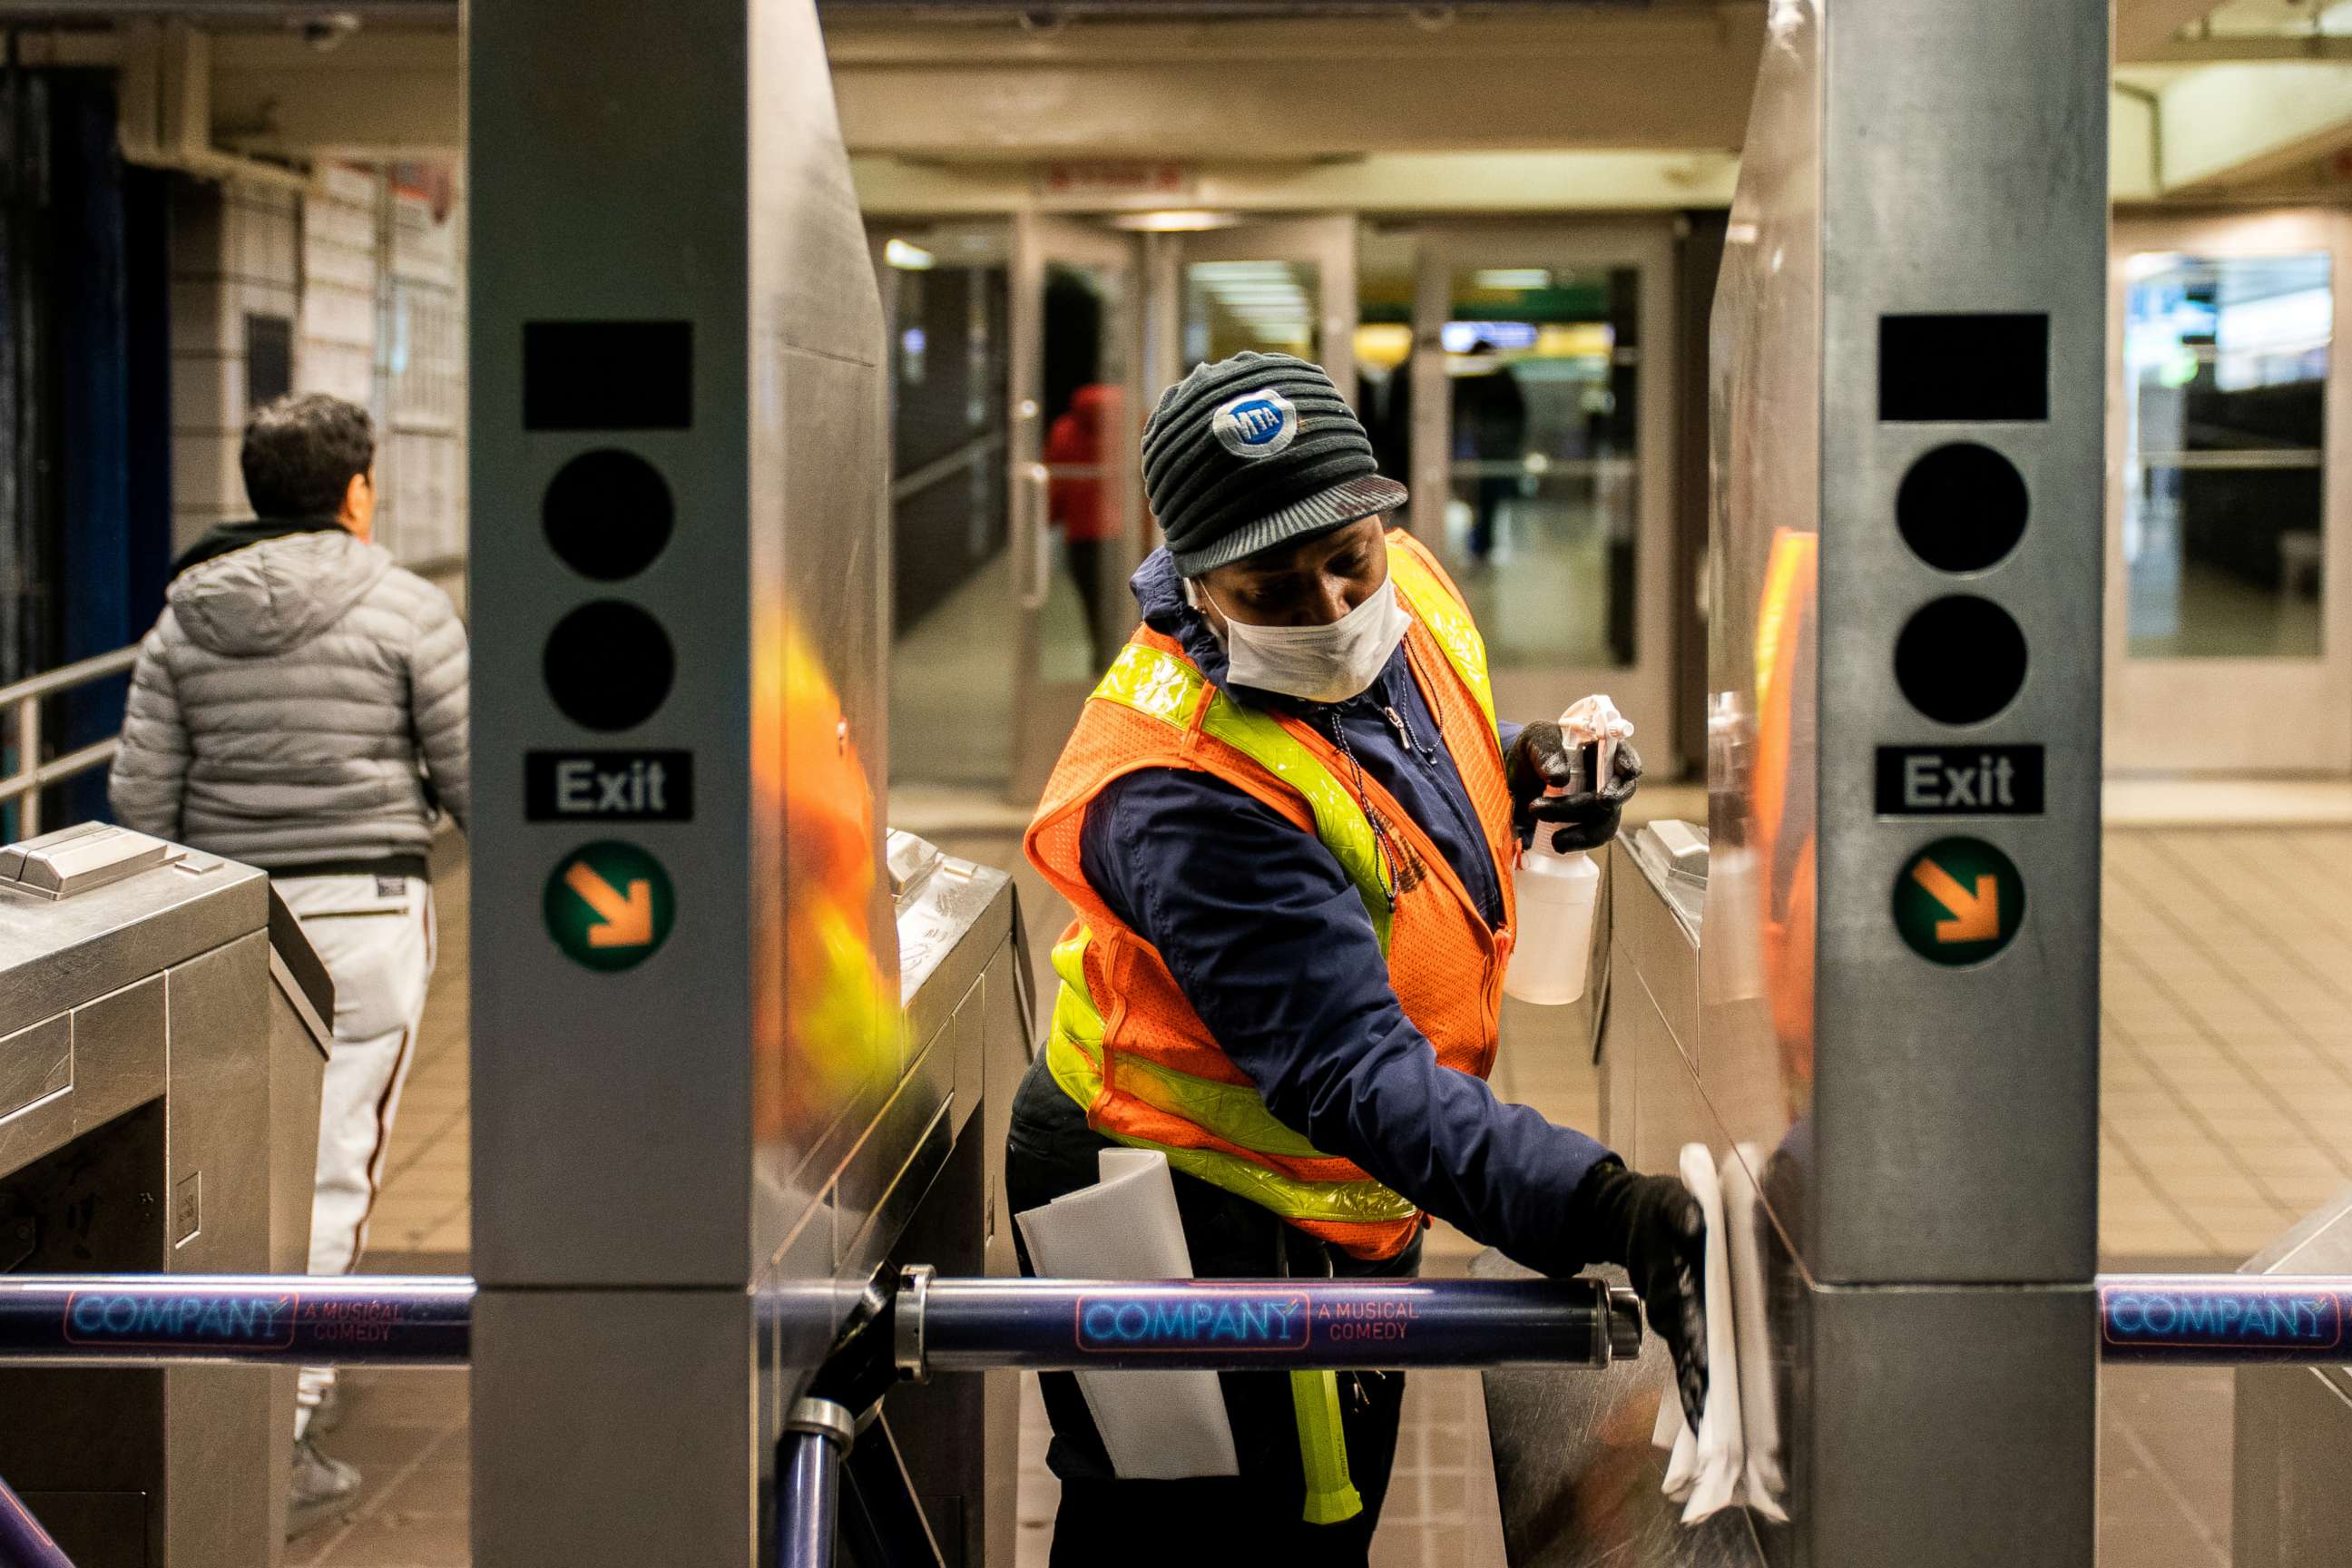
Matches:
[170,352,244,434]
[169,280,232,355]
[317,162,378,207]
[303,196,376,255]
[173,432,247,518]
[301,285,376,351]
[298,339,373,405]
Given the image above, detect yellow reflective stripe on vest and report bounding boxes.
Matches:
[1049,928,1109,1050]
[1090,643,1395,953]
[1053,1014,1327,1161]
[1091,642,1211,730]
[1199,695,1394,954]
[1291,1371,1365,1524]
[1044,1029,1418,1228]
[1387,546,1499,739]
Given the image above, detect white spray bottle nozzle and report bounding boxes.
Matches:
[1557,694,1635,793]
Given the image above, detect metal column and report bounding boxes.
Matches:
[467,1,897,1563]
[1808,0,2106,1558]
[1706,0,2109,1559]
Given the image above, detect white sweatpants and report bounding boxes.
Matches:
[277,872,437,1440]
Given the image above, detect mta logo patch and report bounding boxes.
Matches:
[1211,390,1298,458]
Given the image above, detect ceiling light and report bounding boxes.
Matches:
[885,239,936,270]
[1109,211,1241,233]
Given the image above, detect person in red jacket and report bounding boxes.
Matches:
[1044,382,1124,670]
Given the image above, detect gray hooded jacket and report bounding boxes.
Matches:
[107,529,469,868]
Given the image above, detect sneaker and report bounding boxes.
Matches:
[288,1436,362,1540]
[309,1379,352,1438]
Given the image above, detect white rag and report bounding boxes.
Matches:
[1651,1142,1787,1522]
[1723,1143,1788,1517]
[1652,1143,1741,1518]
[1014,1149,1240,1479]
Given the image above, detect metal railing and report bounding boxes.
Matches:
[0,646,140,840]
[0,1265,2340,1568]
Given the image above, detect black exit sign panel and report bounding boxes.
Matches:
[1876,745,2044,816]
[525,750,693,822]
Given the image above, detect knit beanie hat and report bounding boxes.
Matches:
[1141,352,1408,576]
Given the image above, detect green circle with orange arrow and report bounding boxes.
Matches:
[544,839,676,972]
[1893,836,2025,967]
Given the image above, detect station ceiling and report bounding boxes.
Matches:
[8,0,2352,206]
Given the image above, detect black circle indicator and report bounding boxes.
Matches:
[544,449,674,582]
[1897,443,2028,573]
[544,602,674,732]
[1895,596,2026,727]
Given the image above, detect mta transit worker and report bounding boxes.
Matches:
[108,392,468,1538]
[1011,354,1706,1563]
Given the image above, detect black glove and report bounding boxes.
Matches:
[1505,724,1643,854]
[1565,1159,1708,1429]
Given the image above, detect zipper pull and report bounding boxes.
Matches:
[1384,704,1437,762]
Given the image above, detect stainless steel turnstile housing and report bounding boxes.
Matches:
[2234,1189,2352,1568]
[0,823,330,1566]
[467,2,1024,1561]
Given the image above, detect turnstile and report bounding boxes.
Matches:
[0,823,330,1566]
[2234,1188,2352,1568]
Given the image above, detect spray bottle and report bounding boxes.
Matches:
[1504,696,1633,1006]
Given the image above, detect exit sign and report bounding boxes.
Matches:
[1875,744,2045,817]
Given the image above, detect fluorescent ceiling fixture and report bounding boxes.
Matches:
[885,238,936,270]
[1440,320,1539,354]
[1471,269,1551,291]
[2220,288,2333,359]
[1110,210,1240,232]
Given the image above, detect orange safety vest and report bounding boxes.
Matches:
[1024,530,1518,1263]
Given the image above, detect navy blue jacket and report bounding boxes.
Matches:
[1075,549,1615,1277]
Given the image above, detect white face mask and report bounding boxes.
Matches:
[1191,573,1413,704]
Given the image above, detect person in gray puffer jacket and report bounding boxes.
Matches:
[109,392,466,1540]
[109,509,468,864]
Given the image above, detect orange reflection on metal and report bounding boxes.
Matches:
[754,612,902,1149]
[1751,528,1818,1098]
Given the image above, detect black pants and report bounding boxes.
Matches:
[1064,536,1109,670]
[1005,1054,1418,1568]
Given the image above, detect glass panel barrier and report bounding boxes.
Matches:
[1440,265,1641,671]
[882,231,1014,789]
[2123,250,2329,660]
[1182,259,1320,365]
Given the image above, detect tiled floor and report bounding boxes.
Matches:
[290,817,2352,1563]
[286,1371,473,1568]
[2101,828,2352,1264]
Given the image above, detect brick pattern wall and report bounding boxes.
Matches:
[374,171,468,572]
[163,163,469,607]
[167,180,299,554]
[299,162,380,407]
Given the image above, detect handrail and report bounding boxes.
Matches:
[0,645,137,710]
[0,643,140,838]
[890,431,1005,506]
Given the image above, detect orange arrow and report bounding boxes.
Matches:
[1910,858,2000,944]
[564,861,654,948]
